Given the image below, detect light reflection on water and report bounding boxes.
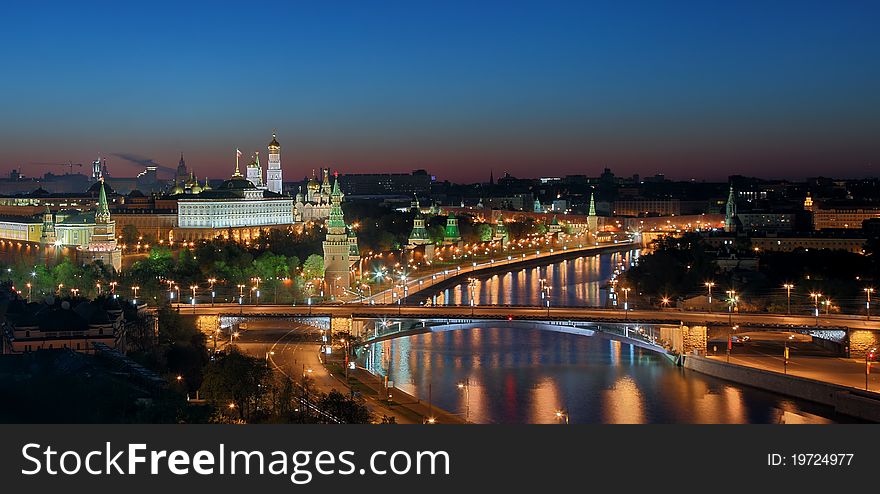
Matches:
[431,250,639,307]
[365,326,846,424]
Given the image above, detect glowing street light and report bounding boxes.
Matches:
[704,281,715,310]
[457,378,470,422]
[783,283,794,315]
[865,288,875,320]
[555,409,569,424]
[131,285,140,303]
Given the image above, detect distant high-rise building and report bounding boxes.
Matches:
[266,132,283,194]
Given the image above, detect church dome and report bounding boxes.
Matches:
[269,133,280,149]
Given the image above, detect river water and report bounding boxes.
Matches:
[364,250,854,423]
[428,249,638,307]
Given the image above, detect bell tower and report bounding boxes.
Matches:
[267,131,283,194]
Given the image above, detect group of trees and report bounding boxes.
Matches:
[200,347,371,424]
[624,233,880,313]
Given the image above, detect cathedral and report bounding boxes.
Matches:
[294,168,334,222]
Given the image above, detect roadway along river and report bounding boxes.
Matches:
[364,251,858,423]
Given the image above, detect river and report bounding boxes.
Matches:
[363,250,855,423]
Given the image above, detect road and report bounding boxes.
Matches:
[234,323,429,424]
[708,352,880,392]
[184,303,880,331]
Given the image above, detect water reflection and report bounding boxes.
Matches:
[432,250,639,307]
[364,325,845,424]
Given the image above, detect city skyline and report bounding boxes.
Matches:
[1,1,879,182]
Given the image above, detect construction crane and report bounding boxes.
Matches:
[26,161,85,174]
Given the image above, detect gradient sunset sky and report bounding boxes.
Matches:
[1,0,878,182]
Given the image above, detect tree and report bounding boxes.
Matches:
[302,254,324,281]
[121,224,140,246]
[476,223,493,242]
[253,251,291,303]
[200,348,269,421]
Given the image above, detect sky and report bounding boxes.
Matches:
[0,0,878,183]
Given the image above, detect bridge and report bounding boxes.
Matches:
[182,302,880,332]
[356,237,639,305]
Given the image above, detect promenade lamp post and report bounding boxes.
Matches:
[109,281,118,297]
[704,281,715,311]
[726,290,737,325]
[57,283,63,296]
[810,292,822,325]
[70,288,80,298]
[131,285,140,304]
[250,286,257,305]
[96,282,102,296]
[555,409,569,424]
[175,286,181,309]
[865,288,875,320]
[467,278,478,316]
[543,285,552,317]
[208,278,217,307]
[237,284,245,305]
[167,280,176,303]
[25,283,32,302]
[190,285,197,313]
[457,378,470,423]
[867,348,876,391]
[783,283,795,315]
[621,287,631,319]
[824,298,831,316]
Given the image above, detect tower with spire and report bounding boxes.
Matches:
[725,184,737,232]
[40,205,56,246]
[323,177,353,298]
[443,212,462,244]
[266,132,283,194]
[493,213,509,245]
[80,179,121,271]
[587,191,598,232]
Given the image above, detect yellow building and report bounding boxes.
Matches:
[0,215,43,243]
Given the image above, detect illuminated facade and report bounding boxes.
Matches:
[176,159,294,229]
[323,180,357,298]
[294,168,333,222]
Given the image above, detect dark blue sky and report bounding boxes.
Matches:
[1,0,878,182]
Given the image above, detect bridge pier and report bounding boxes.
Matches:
[659,324,707,355]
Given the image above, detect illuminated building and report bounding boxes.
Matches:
[323,179,357,298]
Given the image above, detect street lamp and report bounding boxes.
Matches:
[621,287,631,318]
[190,285,197,313]
[208,278,217,307]
[810,292,822,325]
[457,378,470,422]
[704,281,715,311]
[865,288,874,320]
[867,348,876,391]
[25,282,31,302]
[783,283,794,315]
[725,290,737,325]
[131,285,140,304]
[555,409,569,424]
